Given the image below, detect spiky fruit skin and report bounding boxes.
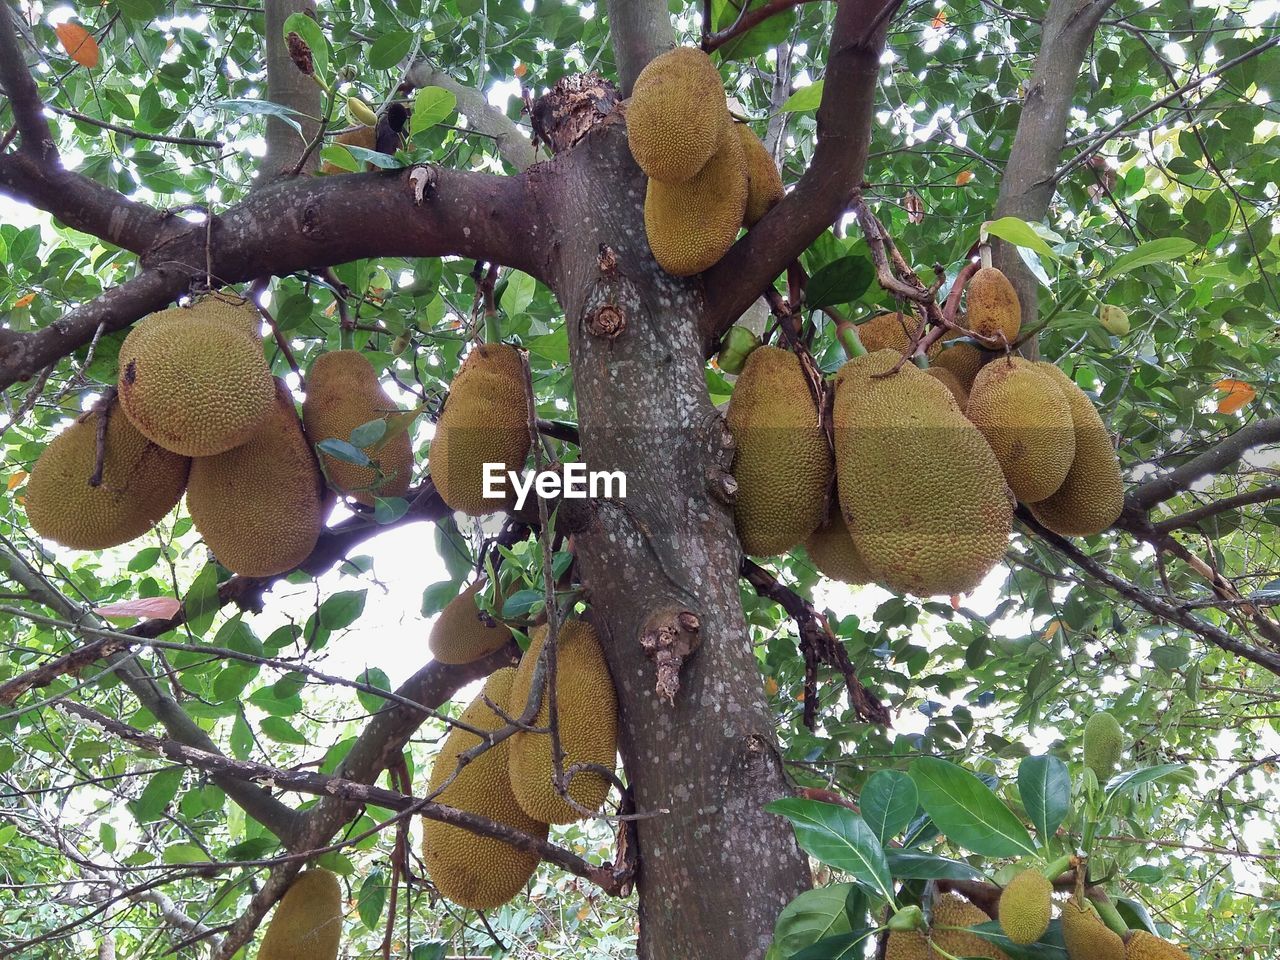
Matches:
[965,357,1075,504]
[886,895,1009,959]
[833,351,1013,597]
[726,346,832,557]
[737,123,784,225]
[428,580,513,665]
[1126,931,1191,960]
[1062,897,1126,960]
[1084,710,1124,779]
[257,868,342,960]
[935,333,986,392]
[926,366,969,409]
[302,350,414,505]
[644,118,748,276]
[1028,363,1124,536]
[508,621,618,824]
[967,267,1022,344]
[187,380,324,577]
[805,504,873,585]
[856,312,940,358]
[998,869,1053,944]
[429,344,531,516]
[26,401,189,550]
[423,668,548,910]
[117,298,275,457]
[626,47,727,183]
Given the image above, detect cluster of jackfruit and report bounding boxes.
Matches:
[886,894,1009,959]
[257,867,343,960]
[628,47,783,276]
[421,618,619,910]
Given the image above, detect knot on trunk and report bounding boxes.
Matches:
[586,303,625,339]
[639,608,702,705]
[530,73,620,155]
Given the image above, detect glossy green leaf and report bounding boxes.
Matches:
[909,757,1036,858]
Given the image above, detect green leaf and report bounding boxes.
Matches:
[885,851,985,882]
[260,716,308,745]
[422,579,461,617]
[783,81,824,112]
[130,768,183,823]
[356,667,392,714]
[410,86,458,136]
[282,12,330,79]
[1017,755,1070,840]
[367,30,414,71]
[349,418,388,448]
[1104,763,1192,801]
[317,437,371,466]
[410,944,448,960]
[320,589,367,630]
[791,931,872,960]
[502,269,538,315]
[373,496,410,524]
[982,216,1061,260]
[1103,238,1198,280]
[766,799,894,902]
[771,884,855,957]
[860,770,917,844]
[807,256,875,309]
[970,920,1068,959]
[358,870,387,929]
[501,588,545,620]
[162,843,208,865]
[908,757,1036,858]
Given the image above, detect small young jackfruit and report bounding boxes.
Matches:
[965,357,1075,503]
[1061,897,1126,960]
[1084,710,1125,780]
[737,123,784,226]
[1125,931,1191,960]
[886,895,1009,960]
[507,620,618,824]
[257,868,342,960]
[1100,304,1131,336]
[926,366,969,409]
[1028,363,1124,537]
[833,351,1013,597]
[805,503,873,585]
[855,312,939,358]
[429,344,531,516]
[428,580,514,665]
[186,380,325,577]
[302,350,414,505]
[423,668,549,910]
[25,400,189,550]
[626,47,727,183]
[998,869,1053,944]
[967,267,1021,345]
[726,346,832,557]
[644,117,748,276]
[117,297,276,457]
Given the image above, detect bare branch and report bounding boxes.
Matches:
[1152,483,1280,536]
[1127,418,1280,512]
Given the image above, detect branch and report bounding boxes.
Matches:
[605,0,676,94]
[1127,417,1280,512]
[700,0,902,346]
[702,0,823,53]
[406,65,536,171]
[0,2,54,151]
[46,105,225,148]
[1151,483,1280,536]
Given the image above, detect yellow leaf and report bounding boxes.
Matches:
[1041,619,1064,641]
[931,10,948,28]
[514,62,527,78]
[576,904,591,922]
[55,22,99,69]
[13,293,35,309]
[955,169,974,186]
[764,676,779,696]
[1215,379,1255,415]
[7,471,27,491]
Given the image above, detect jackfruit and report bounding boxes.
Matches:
[257,868,342,960]
[428,580,513,665]
[1100,304,1131,336]
[25,399,189,550]
[855,312,939,358]
[833,350,1013,596]
[967,267,1021,344]
[1126,931,1191,960]
[644,116,748,276]
[186,380,325,577]
[934,332,985,392]
[117,298,275,457]
[302,350,414,505]
[886,895,1009,959]
[320,124,377,174]
[998,869,1053,944]
[507,620,618,824]
[1084,710,1124,779]
[429,344,531,516]
[626,47,727,183]
[1028,363,1124,536]
[805,504,872,585]
[965,357,1074,503]
[926,366,969,408]
[725,346,832,557]
[1061,897,1125,960]
[737,123,784,226]
[423,668,549,910]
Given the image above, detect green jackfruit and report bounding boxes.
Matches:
[303,350,414,505]
[805,503,872,585]
[926,366,969,408]
[187,380,324,576]
[856,312,939,358]
[423,668,548,910]
[117,297,275,457]
[257,868,342,960]
[428,580,513,665]
[1084,710,1124,779]
[998,869,1053,944]
[965,357,1075,503]
[966,267,1021,344]
[1126,931,1191,960]
[1100,304,1131,336]
[626,47,727,183]
[26,399,189,550]
[1062,897,1126,960]
[886,895,1009,960]
[429,344,531,516]
[737,123,784,226]
[1028,363,1124,536]
[833,350,1013,596]
[644,116,748,276]
[507,620,618,824]
[726,346,832,557]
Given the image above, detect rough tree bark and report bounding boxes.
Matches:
[262,0,322,177]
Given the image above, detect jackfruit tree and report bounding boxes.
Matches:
[1,1,1278,959]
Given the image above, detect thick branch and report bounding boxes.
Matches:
[409,67,536,171]
[1127,418,1280,513]
[0,2,54,151]
[606,0,676,94]
[262,0,322,177]
[702,0,822,53]
[1151,483,1280,536]
[700,0,901,345]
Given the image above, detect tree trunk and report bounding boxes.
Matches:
[262,0,322,178]
[538,126,811,960]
